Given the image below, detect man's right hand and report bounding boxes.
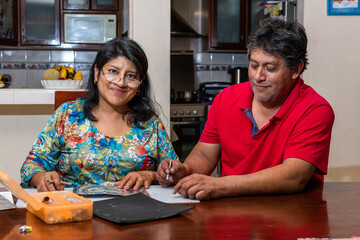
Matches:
[156,159,188,187]
[29,171,64,192]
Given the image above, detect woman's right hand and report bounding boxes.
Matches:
[156,159,188,187]
[29,171,65,192]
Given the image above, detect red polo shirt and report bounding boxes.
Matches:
[199,78,334,181]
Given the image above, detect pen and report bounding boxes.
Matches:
[166,160,172,181]
[46,179,72,185]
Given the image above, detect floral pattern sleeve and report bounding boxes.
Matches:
[155,118,178,166]
[20,104,68,187]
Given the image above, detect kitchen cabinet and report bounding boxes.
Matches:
[64,0,118,11]
[61,0,122,48]
[209,0,250,51]
[0,0,122,49]
[64,0,90,10]
[20,0,60,46]
[0,0,18,46]
[92,0,118,10]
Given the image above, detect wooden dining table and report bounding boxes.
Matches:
[0,182,359,240]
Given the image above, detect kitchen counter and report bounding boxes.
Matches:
[0,89,87,115]
[0,89,86,105]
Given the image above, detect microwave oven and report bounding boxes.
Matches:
[64,14,117,44]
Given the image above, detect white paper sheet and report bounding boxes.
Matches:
[16,185,199,208]
[146,185,200,203]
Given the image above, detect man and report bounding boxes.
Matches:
[157,19,335,200]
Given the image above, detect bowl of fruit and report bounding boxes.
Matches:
[0,75,4,88]
[41,65,83,90]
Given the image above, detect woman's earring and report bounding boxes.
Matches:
[136,90,140,95]
[94,80,98,85]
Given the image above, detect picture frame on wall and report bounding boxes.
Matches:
[0,0,17,45]
[328,0,360,15]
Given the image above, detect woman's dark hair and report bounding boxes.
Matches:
[247,19,308,74]
[83,38,156,128]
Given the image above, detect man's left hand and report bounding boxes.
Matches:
[172,173,224,200]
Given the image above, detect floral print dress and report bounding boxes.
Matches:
[20,99,178,187]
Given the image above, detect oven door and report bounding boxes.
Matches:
[171,120,204,162]
[171,120,220,176]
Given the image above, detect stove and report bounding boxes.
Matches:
[170,103,207,161]
[170,103,207,119]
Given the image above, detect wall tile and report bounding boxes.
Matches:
[27,50,51,62]
[1,49,244,90]
[27,70,44,88]
[51,50,75,62]
[2,63,26,69]
[3,69,28,88]
[194,53,211,64]
[211,53,233,65]
[233,53,249,66]
[74,63,92,72]
[1,49,98,89]
[51,63,74,69]
[210,65,230,71]
[75,51,97,63]
[81,70,91,85]
[3,50,27,62]
[211,71,231,82]
[195,71,211,89]
[27,63,50,70]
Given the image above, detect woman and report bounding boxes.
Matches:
[21,38,178,192]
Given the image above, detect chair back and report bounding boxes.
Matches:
[54,91,87,110]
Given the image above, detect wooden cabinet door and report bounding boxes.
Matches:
[64,0,90,10]
[91,0,118,11]
[209,0,250,51]
[0,0,18,46]
[20,0,60,46]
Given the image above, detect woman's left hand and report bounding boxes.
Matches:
[114,171,157,190]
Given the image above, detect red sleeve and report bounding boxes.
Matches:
[284,104,335,175]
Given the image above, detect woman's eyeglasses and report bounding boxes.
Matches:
[101,70,141,88]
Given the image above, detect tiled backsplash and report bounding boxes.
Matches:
[0,50,97,88]
[0,50,250,90]
[194,52,249,88]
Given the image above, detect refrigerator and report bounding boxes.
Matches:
[250,0,297,31]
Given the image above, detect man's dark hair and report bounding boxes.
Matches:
[247,19,308,74]
[83,38,156,128]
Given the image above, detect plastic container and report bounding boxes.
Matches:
[0,169,93,224]
[26,191,93,224]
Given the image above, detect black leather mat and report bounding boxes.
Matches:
[93,193,194,224]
